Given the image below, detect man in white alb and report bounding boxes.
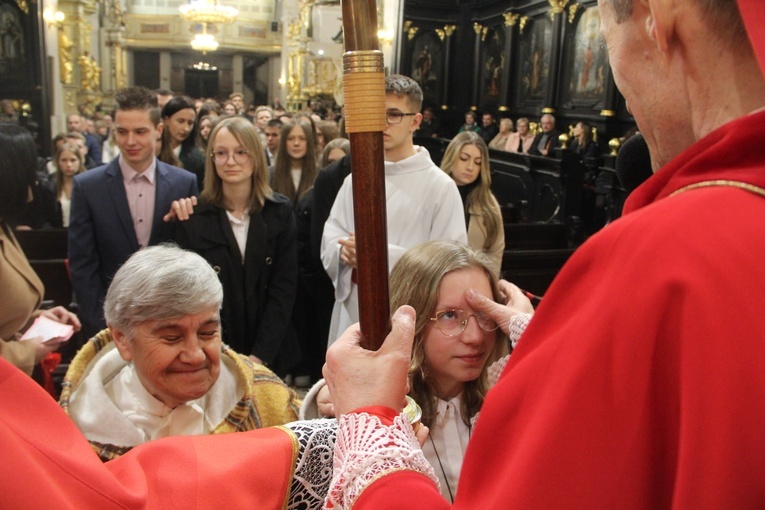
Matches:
[321,74,467,346]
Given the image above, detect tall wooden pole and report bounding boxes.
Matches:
[341,0,390,350]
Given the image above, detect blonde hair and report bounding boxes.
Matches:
[201,116,272,213]
[440,131,502,252]
[54,142,85,197]
[390,240,507,427]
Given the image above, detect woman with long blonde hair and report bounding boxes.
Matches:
[440,131,505,272]
[174,116,299,375]
[301,239,530,502]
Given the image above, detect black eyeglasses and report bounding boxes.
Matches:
[386,111,417,125]
[429,309,499,337]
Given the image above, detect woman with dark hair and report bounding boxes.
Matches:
[570,121,600,160]
[440,131,505,272]
[270,116,319,385]
[174,117,299,375]
[195,113,217,153]
[320,137,350,168]
[158,96,205,187]
[0,123,80,374]
[270,117,318,206]
[315,120,339,161]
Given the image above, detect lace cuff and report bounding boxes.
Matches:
[283,418,337,509]
[508,312,531,349]
[487,354,509,389]
[326,412,439,509]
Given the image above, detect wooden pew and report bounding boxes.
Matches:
[505,222,568,250]
[488,148,586,224]
[501,248,576,297]
[14,228,72,309]
[14,228,80,390]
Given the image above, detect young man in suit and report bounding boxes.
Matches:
[68,86,198,338]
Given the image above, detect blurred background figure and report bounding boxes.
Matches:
[489,118,514,151]
[440,131,505,272]
[0,123,80,376]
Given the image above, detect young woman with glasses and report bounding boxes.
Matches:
[302,239,533,503]
[174,116,300,376]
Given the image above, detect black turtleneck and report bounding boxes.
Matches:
[457,179,480,229]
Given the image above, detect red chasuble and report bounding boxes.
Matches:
[354,73,765,510]
[0,356,297,509]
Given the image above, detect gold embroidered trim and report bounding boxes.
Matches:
[669,180,765,199]
[273,425,300,510]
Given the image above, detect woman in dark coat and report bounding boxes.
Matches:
[174,116,299,376]
[159,96,206,188]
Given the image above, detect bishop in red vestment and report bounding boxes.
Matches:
[324,0,765,507]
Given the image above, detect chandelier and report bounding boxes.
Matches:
[190,24,219,54]
[179,0,238,24]
[180,0,236,53]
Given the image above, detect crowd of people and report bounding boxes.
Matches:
[3,0,765,502]
[3,75,516,389]
[419,107,600,161]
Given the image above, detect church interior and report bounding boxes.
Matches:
[1,0,638,388]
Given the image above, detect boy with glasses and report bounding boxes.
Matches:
[321,74,467,347]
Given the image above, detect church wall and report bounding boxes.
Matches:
[401,0,636,144]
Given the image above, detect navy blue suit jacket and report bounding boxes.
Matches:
[68,157,198,336]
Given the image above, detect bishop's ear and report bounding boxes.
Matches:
[644,0,675,54]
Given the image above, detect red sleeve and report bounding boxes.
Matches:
[0,357,295,509]
[349,405,399,425]
[355,470,451,510]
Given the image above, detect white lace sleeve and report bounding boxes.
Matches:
[283,418,337,509]
[508,312,532,350]
[326,412,439,509]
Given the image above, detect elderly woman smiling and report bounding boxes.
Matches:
[59,244,300,461]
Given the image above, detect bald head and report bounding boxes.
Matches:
[67,114,83,133]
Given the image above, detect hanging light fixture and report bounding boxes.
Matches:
[190,23,219,54]
[180,0,236,53]
[179,0,238,24]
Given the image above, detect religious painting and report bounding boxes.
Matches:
[567,6,609,103]
[408,30,444,107]
[140,23,170,34]
[0,3,25,75]
[481,25,506,104]
[518,17,553,104]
